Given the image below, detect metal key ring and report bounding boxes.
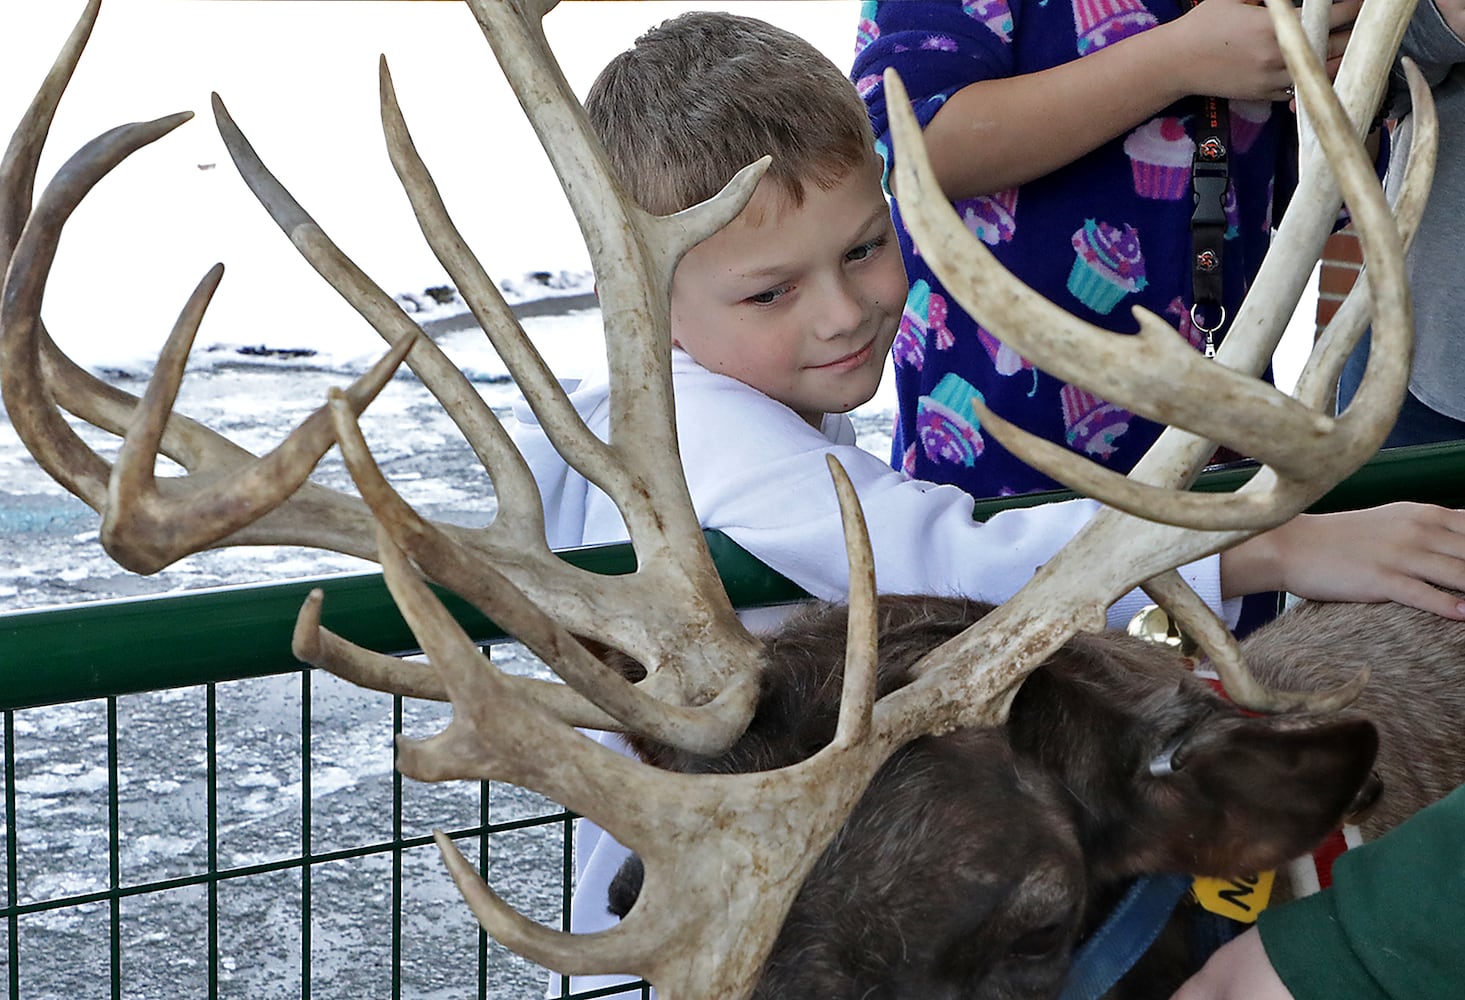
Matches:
[1189,303,1226,336]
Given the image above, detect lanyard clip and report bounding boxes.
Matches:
[1191,170,1228,228]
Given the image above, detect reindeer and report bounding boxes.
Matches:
[603,591,1465,998]
[0,1,1446,998]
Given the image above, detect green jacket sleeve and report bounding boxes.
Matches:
[1256,783,1465,1000]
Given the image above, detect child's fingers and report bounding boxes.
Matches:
[1404,504,1465,553]
[1327,0,1365,28]
[1377,577,1465,621]
[1399,549,1465,594]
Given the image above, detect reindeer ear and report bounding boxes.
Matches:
[607,853,646,919]
[1102,714,1379,880]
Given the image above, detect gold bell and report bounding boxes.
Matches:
[1126,604,1200,658]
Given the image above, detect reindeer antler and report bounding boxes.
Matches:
[0,2,413,576]
[2,0,770,756]
[0,0,1428,996]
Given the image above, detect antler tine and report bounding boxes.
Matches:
[1143,570,1369,712]
[375,59,560,517]
[0,0,95,257]
[1296,57,1437,410]
[377,452,891,998]
[459,0,763,612]
[2,113,192,515]
[210,38,767,744]
[1259,0,1413,450]
[1221,0,1411,378]
[324,389,759,752]
[292,589,626,727]
[828,456,880,746]
[1,108,414,573]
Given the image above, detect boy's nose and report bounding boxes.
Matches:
[816,276,866,340]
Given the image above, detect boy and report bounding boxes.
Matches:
[512,10,1465,994]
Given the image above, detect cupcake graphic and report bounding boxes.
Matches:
[1230,100,1273,154]
[893,325,925,371]
[901,442,918,477]
[1067,219,1148,315]
[1072,0,1157,54]
[921,34,961,53]
[1060,384,1132,459]
[1123,118,1193,201]
[963,0,1014,42]
[961,186,1019,245]
[894,280,955,371]
[917,373,986,467]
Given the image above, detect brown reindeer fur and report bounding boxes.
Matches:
[604,594,1464,999]
[1234,596,1465,836]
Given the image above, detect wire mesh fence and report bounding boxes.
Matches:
[0,652,625,999]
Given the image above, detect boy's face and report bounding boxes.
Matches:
[669,154,907,428]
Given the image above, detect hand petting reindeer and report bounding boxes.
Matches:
[2,1,1461,999]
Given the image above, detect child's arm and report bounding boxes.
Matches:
[1173,783,1465,1000]
[1220,503,1465,619]
[1169,929,1294,1000]
[922,0,1360,199]
[664,360,1226,624]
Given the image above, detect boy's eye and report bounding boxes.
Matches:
[846,236,887,262]
[747,287,788,306]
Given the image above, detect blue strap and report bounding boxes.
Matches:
[1058,873,1193,1000]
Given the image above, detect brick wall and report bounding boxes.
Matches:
[1315,228,1364,335]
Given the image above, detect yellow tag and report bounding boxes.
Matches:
[1190,870,1275,924]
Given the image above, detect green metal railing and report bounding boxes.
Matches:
[1,534,794,999]
[2,441,1463,997]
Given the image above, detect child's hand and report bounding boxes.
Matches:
[1169,928,1295,1000]
[1223,503,1465,618]
[1169,0,1363,100]
[1319,0,1366,80]
[1168,0,1290,100]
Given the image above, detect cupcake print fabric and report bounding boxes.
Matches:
[853,0,1285,498]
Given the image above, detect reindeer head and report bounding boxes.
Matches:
[0,1,1434,998]
[602,595,1382,999]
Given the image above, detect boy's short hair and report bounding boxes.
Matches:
[585,11,875,217]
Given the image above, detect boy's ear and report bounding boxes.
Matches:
[1096,714,1379,880]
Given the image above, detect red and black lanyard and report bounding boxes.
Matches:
[1189,0,1230,356]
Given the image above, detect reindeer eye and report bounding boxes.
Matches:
[1008,922,1066,959]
